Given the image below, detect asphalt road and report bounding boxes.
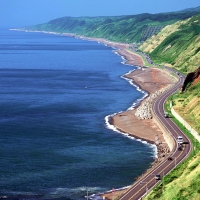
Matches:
[119,68,192,200]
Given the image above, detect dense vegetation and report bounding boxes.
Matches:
[24,7,200,43]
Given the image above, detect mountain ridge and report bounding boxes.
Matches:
[22,6,200,43]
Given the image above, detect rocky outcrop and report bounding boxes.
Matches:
[135,85,172,119]
[182,66,200,91]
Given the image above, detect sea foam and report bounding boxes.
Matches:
[104,50,157,156]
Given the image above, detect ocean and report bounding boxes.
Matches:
[0,29,155,200]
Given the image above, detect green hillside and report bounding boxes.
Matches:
[140,14,200,73]
[144,151,200,200]
[23,7,200,43]
[139,14,200,133]
[172,81,200,133]
[140,13,200,200]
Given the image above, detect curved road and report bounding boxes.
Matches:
[119,68,192,200]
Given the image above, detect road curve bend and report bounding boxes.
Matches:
[119,68,192,200]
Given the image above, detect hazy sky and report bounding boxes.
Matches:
[1,0,200,28]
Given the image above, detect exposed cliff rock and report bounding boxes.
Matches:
[181,66,200,92]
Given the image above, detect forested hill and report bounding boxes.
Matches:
[22,6,200,43]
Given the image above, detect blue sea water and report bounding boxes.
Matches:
[0,29,155,199]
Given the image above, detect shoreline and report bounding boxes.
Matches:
[74,34,175,199]
[83,37,175,199]
[11,29,175,199]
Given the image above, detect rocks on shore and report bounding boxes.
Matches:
[135,85,172,119]
[134,85,172,168]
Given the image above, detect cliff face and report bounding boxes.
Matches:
[181,66,200,91]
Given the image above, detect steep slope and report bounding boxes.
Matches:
[145,152,200,200]
[23,7,200,43]
[139,19,190,53]
[139,14,200,133]
[139,14,200,73]
[173,66,200,133]
[140,15,200,200]
[182,66,200,91]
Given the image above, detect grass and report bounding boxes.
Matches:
[143,96,200,200]
[170,83,200,133]
[139,14,200,73]
[127,42,200,200]
[134,13,200,200]
[24,10,200,44]
[144,151,200,200]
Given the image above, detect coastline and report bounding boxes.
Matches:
[87,37,173,142]
[68,34,176,199]
[11,29,175,199]
[84,37,176,199]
